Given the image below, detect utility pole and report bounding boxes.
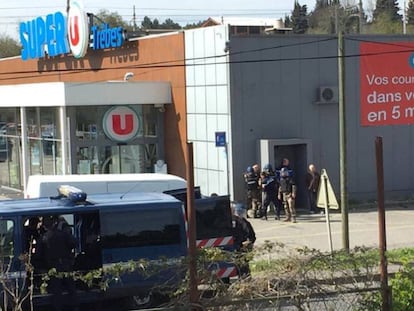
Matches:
[403,0,407,34]
[186,143,199,308]
[338,31,349,251]
[375,137,390,311]
[132,5,137,31]
[358,0,363,34]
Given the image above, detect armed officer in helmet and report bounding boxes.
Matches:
[243,165,261,218]
[278,167,297,223]
[260,164,280,220]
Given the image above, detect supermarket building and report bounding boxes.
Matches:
[1,5,414,205]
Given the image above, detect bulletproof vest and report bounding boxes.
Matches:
[262,175,277,193]
[245,173,259,191]
[279,177,292,193]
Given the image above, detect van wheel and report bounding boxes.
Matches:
[125,292,169,309]
[131,293,152,307]
[123,292,155,309]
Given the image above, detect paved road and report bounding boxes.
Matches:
[250,205,414,253]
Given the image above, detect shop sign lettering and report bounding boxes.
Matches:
[19,0,124,61]
[360,42,414,126]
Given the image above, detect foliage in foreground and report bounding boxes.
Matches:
[3,244,414,310]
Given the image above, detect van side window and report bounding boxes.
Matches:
[0,219,14,260]
[100,209,181,248]
[196,197,233,240]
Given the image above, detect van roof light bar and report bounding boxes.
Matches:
[58,185,87,203]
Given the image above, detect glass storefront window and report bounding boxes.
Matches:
[0,109,21,189]
[26,107,62,176]
[73,106,159,141]
[29,141,42,175]
[142,105,157,137]
[101,145,146,174]
[75,107,105,141]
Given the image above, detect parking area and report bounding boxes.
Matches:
[250,205,414,252]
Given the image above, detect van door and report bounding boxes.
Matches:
[73,212,102,272]
[98,203,187,295]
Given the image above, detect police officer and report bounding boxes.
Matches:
[231,202,256,277]
[260,164,280,220]
[278,167,297,223]
[243,166,261,218]
[39,215,79,311]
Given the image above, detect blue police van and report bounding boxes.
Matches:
[0,186,235,310]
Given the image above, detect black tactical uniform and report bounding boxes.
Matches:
[39,216,79,311]
[244,167,261,218]
[232,212,256,277]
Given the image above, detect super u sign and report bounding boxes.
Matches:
[19,0,124,61]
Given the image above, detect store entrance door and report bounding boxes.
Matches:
[101,144,145,174]
[77,144,147,175]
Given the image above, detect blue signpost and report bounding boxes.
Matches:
[215,131,226,147]
[215,131,230,194]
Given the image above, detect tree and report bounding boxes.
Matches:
[183,20,206,29]
[373,0,402,22]
[141,16,154,29]
[368,11,403,33]
[141,17,161,29]
[407,0,414,25]
[291,2,309,34]
[93,9,132,31]
[0,35,21,58]
[284,15,292,28]
[308,1,366,34]
[308,2,339,34]
[161,18,181,29]
[141,16,182,30]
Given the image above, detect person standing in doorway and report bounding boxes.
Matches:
[278,167,297,223]
[305,164,321,214]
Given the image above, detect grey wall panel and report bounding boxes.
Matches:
[229,34,414,203]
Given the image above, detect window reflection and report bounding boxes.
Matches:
[101,209,181,248]
[0,220,14,260]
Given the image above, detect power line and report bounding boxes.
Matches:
[0,6,292,12]
[1,37,414,81]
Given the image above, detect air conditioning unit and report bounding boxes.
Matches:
[316,86,338,104]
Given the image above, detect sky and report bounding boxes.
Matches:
[0,0,319,40]
[0,0,394,41]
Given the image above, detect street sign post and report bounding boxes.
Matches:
[215,131,226,147]
[317,169,339,253]
[317,169,339,210]
[214,131,230,194]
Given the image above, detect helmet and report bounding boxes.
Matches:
[246,166,253,173]
[234,202,247,218]
[280,167,289,177]
[263,163,273,173]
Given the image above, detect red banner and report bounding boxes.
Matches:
[360,42,414,126]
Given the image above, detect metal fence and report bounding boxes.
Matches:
[133,286,382,311]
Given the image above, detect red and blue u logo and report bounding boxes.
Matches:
[103,106,140,142]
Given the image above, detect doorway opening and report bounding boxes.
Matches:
[259,139,312,211]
